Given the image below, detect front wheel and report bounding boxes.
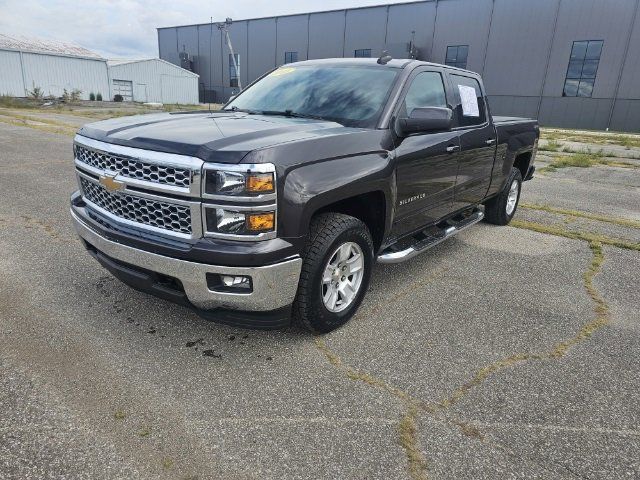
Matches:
[293,213,374,333]
[484,167,522,225]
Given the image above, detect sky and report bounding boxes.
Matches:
[0,0,412,59]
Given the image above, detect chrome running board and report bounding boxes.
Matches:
[377,209,484,264]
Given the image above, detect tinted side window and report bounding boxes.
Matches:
[450,74,486,127]
[402,71,447,117]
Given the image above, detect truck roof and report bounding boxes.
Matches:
[287,57,480,76]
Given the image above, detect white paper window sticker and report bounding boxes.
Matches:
[458,84,479,117]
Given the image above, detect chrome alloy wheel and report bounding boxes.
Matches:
[506,179,520,216]
[321,242,365,313]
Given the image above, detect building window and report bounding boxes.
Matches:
[445,45,469,69]
[563,40,603,97]
[284,51,298,64]
[354,49,371,58]
[229,53,240,87]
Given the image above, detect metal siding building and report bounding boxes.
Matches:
[0,34,110,100]
[107,59,199,104]
[158,0,640,132]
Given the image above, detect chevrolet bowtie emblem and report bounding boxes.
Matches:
[99,173,125,193]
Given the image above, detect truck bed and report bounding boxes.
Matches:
[493,116,538,144]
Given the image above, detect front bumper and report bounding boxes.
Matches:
[71,207,302,322]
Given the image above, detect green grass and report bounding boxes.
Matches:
[540,128,640,150]
[0,95,38,109]
[539,149,639,173]
[539,152,600,172]
[539,138,562,152]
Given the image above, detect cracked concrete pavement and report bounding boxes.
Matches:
[1,120,639,479]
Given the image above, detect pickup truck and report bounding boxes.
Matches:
[70,58,539,332]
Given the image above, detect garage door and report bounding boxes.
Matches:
[112,79,133,101]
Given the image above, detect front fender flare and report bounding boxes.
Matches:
[280,153,395,239]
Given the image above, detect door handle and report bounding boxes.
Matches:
[485,138,496,145]
[446,145,460,153]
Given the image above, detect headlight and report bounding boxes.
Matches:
[205,208,275,236]
[204,169,274,196]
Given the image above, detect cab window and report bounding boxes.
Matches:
[400,71,447,118]
[450,74,487,127]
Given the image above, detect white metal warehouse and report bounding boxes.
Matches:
[0,34,110,100]
[107,59,199,104]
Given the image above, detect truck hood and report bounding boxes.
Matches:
[78,111,361,164]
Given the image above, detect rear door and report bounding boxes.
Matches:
[448,73,496,209]
[391,67,461,239]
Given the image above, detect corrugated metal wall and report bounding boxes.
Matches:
[344,6,388,57]
[0,50,110,100]
[108,60,199,104]
[0,49,25,96]
[385,2,435,60]
[276,15,309,65]
[158,0,640,132]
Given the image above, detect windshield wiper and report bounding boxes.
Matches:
[223,107,344,125]
[257,110,342,124]
[221,106,258,113]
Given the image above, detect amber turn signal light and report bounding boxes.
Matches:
[246,212,275,231]
[246,173,274,193]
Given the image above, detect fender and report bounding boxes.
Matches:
[488,122,538,197]
[280,152,396,239]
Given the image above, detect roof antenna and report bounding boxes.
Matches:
[377,50,392,65]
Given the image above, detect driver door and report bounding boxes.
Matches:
[391,68,461,239]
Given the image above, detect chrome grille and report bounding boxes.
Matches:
[80,177,192,235]
[75,144,191,188]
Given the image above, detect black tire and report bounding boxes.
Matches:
[293,213,374,333]
[484,167,522,225]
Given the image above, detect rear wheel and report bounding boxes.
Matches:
[293,213,373,333]
[484,167,522,225]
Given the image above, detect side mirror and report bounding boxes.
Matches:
[396,107,453,136]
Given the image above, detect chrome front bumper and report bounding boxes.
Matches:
[71,209,302,312]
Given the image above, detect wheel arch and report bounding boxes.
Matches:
[281,154,396,251]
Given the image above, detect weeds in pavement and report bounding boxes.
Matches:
[313,220,621,479]
[520,203,640,229]
[398,406,428,480]
[539,139,562,152]
[539,150,639,173]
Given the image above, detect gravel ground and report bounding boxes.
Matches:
[0,120,638,479]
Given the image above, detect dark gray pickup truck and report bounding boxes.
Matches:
[70,58,538,332]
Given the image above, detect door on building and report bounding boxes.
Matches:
[112,79,133,101]
[133,83,147,103]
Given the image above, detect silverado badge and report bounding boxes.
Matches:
[99,173,125,193]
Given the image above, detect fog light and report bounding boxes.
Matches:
[222,275,251,288]
[206,273,253,293]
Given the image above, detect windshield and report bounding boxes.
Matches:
[224,65,399,128]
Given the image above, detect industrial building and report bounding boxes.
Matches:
[107,59,199,104]
[0,34,200,104]
[157,0,640,132]
[0,34,110,100]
